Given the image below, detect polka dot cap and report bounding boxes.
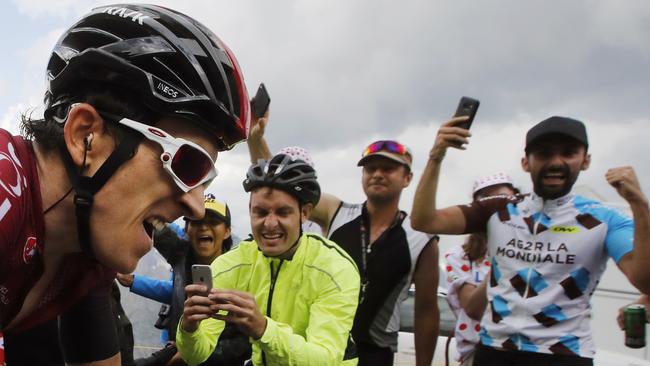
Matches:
[472,172,513,195]
[277,146,315,168]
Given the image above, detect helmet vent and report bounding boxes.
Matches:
[66,27,122,53]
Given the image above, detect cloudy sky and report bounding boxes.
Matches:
[1,0,649,248]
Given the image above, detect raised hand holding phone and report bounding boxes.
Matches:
[428,97,479,161]
[453,96,480,130]
[251,83,271,119]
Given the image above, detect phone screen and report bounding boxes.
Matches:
[454,96,480,129]
[251,83,271,118]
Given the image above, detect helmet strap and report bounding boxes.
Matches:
[281,207,305,259]
[274,236,301,260]
[61,131,143,257]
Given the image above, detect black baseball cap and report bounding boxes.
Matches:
[525,116,588,153]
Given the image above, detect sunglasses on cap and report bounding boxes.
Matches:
[106,114,218,192]
[204,196,229,218]
[361,140,409,157]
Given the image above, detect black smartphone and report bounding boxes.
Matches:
[453,96,480,129]
[251,83,271,118]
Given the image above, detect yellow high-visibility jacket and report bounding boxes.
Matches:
[177,233,360,365]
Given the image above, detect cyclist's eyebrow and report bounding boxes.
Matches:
[250,205,266,213]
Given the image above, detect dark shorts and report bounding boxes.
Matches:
[473,343,593,366]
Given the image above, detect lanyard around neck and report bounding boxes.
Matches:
[358,208,402,303]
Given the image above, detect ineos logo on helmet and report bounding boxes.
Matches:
[154,78,181,99]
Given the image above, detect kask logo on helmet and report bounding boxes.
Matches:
[100,6,150,25]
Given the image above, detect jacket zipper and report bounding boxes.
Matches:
[262,260,284,366]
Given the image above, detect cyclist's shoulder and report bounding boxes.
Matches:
[304,234,357,270]
[212,240,258,269]
[0,127,14,140]
[0,130,30,166]
[572,194,631,222]
[331,201,362,221]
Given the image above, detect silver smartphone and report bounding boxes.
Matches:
[191,264,213,292]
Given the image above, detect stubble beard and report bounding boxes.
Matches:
[532,165,580,200]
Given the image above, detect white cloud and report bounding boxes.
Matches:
[1,103,27,134]
[12,0,105,19]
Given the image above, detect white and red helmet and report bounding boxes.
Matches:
[472,173,514,197]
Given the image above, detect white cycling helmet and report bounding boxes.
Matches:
[276,146,315,168]
[472,173,514,196]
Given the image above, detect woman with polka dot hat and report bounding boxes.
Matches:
[445,173,517,365]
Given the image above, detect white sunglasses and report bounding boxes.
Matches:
[116,117,218,192]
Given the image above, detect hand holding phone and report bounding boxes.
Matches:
[191,264,213,293]
[251,83,271,119]
[453,96,480,129]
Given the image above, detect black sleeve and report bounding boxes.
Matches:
[154,225,188,265]
[59,283,120,363]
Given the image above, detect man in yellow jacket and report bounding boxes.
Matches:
[177,153,360,365]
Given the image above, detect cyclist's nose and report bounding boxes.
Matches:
[369,167,385,179]
[546,153,566,169]
[263,214,279,229]
[182,186,206,221]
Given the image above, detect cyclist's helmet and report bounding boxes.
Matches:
[472,173,514,196]
[243,154,321,205]
[277,146,315,168]
[45,4,249,150]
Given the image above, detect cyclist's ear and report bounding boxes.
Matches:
[63,103,111,174]
[301,203,313,222]
[581,153,591,171]
[521,156,530,173]
[402,167,413,188]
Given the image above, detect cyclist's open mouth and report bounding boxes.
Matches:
[542,172,566,185]
[261,232,284,245]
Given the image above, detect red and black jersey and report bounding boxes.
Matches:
[0,129,113,333]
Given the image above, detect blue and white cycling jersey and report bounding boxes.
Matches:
[460,192,634,358]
